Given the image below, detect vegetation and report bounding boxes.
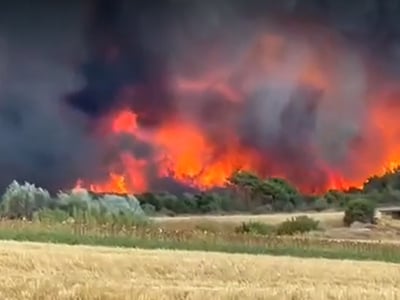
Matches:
[0,182,145,225]
[235,221,275,235]
[0,171,399,265]
[0,216,399,264]
[133,171,316,215]
[0,167,397,300]
[2,167,400,220]
[0,181,51,220]
[234,215,319,236]
[276,215,320,235]
[343,198,376,226]
[134,169,400,216]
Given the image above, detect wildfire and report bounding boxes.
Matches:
[112,110,138,135]
[77,173,128,194]
[74,31,400,195]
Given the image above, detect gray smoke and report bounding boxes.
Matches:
[0,1,110,192]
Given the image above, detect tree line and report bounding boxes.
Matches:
[0,169,399,221]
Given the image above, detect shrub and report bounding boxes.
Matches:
[159,207,176,217]
[136,192,164,211]
[195,192,224,213]
[0,181,51,220]
[324,190,349,207]
[57,189,145,217]
[235,221,275,235]
[276,216,320,236]
[367,188,400,204]
[100,194,145,216]
[159,192,191,214]
[110,210,150,228]
[55,189,147,227]
[272,200,295,212]
[35,208,69,223]
[343,198,376,226]
[56,189,91,215]
[313,197,329,212]
[141,203,156,216]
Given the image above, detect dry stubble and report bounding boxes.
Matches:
[0,240,399,300]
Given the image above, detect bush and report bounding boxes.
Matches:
[272,200,295,212]
[343,198,376,226]
[235,221,275,235]
[313,197,329,212]
[141,203,156,216]
[195,192,224,213]
[0,181,51,220]
[367,188,400,204]
[56,189,91,215]
[158,192,190,214]
[35,208,69,223]
[258,178,301,211]
[100,194,144,216]
[136,192,164,211]
[137,191,237,215]
[276,216,319,236]
[324,190,349,207]
[57,189,145,217]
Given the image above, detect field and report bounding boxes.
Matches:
[0,209,400,299]
[153,210,344,229]
[153,210,343,224]
[1,211,400,261]
[154,210,400,241]
[0,240,399,300]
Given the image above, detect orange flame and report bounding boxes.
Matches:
[74,32,400,195]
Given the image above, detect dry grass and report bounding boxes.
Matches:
[152,212,400,241]
[153,211,343,231]
[0,241,399,299]
[153,211,342,224]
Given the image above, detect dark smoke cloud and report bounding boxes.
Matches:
[1,0,400,193]
[0,1,109,192]
[69,0,400,119]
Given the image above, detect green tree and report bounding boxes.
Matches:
[257,178,300,212]
[343,198,376,226]
[0,181,51,220]
[228,171,302,212]
[323,190,350,207]
[228,170,264,209]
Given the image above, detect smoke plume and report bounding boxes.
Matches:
[1,0,400,193]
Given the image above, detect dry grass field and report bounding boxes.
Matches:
[153,211,400,241]
[153,210,343,224]
[0,240,399,300]
[153,211,344,230]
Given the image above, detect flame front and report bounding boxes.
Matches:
[75,31,400,195]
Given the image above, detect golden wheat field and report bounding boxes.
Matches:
[0,241,399,300]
